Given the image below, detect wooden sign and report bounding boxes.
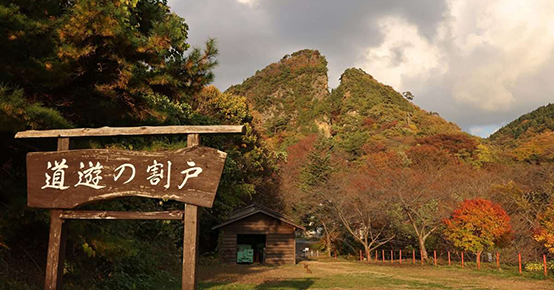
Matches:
[26,146,227,209]
[17,126,245,290]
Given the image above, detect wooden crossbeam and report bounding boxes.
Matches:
[14,125,245,138]
[59,210,184,220]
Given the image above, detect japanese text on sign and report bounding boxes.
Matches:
[26,147,227,209]
[42,159,203,190]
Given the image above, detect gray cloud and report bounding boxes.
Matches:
[172,0,447,88]
[171,0,554,137]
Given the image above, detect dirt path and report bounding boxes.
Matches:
[198,260,554,289]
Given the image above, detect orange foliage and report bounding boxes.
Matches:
[407,144,453,166]
[510,131,554,163]
[280,134,319,195]
[362,117,376,128]
[534,203,554,254]
[417,133,478,156]
[361,139,388,154]
[443,198,512,254]
[365,151,403,170]
[285,134,318,171]
[380,120,399,130]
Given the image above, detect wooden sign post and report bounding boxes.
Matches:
[15,125,245,290]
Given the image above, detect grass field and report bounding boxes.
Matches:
[196,258,554,290]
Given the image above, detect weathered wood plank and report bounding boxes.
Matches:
[44,138,69,290]
[27,146,226,209]
[221,213,297,233]
[15,125,245,138]
[182,134,199,290]
[57,138,70,151]
[60,210,183,220]
[44,210,67,290]
[182,203,199,290]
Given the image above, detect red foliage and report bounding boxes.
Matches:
[362,117,376,128]
[380,120,399,130]
[365,151,403,170]
[417,133,478,156]
[361,139,387,155]
[443,198,512,253]
[285,134,318,171]
[407,144,454,166]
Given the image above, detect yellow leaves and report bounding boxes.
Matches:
[44,62,52,70]
[57,44,95,61]
[82,242,96,258]
[510,131,554,162]
[534,203,554,253]
[194,86,250,124]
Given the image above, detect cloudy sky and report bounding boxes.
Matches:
[170,0,554,137]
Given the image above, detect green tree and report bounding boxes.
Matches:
[1,0,218,129]
[0,1,252,289]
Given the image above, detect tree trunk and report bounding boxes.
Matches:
[476,251,481,270]
[418,237,429,261]
[322,222,332,257]
[364,244,370,262]
[326,235,332,257]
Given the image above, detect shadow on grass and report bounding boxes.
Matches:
[253,278,316,290]
[198,278,317,290]
[198,263,276,284]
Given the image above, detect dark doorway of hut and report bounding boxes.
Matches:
[237,234,266,264]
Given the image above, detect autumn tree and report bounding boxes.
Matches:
[443,198,512,268]
[331,168,395,260]
[510,132,554,163]
[389,145,462,261]
[534,202,554,254]
[489,164,554,258]
[1,0,218,129]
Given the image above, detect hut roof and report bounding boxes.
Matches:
[212,203,306,230]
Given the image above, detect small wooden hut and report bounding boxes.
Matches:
[212,204,305,265]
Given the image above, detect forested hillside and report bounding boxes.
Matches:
[229,50,554,266]
[489,103,554,163]
[326,68,464,156]
[226,49,329,150]
[230,50,482,164]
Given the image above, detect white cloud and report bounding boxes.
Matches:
[361,16,444,91]
[360,0,554,114]
[445,0,554,112]
[236,0,259,7]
